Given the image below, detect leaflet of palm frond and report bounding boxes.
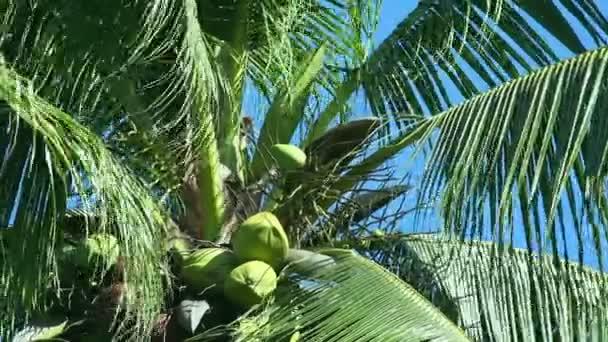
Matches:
[0,64,168,339]
[10,318,69,342]
[305,117,381,169]
[198,249,469,342]
[416,47,608,251]
[0,112,68,334]
[195,0,373,98]
[197,0,348,50]
[403,236,608,341]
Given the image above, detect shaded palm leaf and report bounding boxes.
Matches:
[306,117,381,169]
[332,185,411,231]
[403,235,608,341]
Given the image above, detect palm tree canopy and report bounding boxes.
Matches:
[2,0,608,341]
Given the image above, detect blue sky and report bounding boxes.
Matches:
[365,1,608,269]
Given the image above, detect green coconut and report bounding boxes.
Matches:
[372,229,385,238]
[72,233,119,270]
[224,260,277,307]
[181,248,239,291]
[270,144,307,171]
[232,212,289,267]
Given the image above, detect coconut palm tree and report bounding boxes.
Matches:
[2,0,608,341]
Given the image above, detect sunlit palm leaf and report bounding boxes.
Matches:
[403,236,608,341]
[362,0,608,120]
[194,249,469,342]
[249,43,327,181]
[0,1,211,189]
[0,64,168,339]
[305,0,608,139]
[416,47,608,267]
[181,0,226,240]
[229,0,376,96]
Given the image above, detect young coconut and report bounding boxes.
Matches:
[72,233,119,271]
[224,260,277,307]
[181,248,239,292]
[232,212,289,267]
[372,229,385,238]
[270,144,307,171]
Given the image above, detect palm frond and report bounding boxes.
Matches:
[0,64,168,339]
[305,0,608,140]
[237,0,378,96]
[416,47,608,267]
[249,43,327,181]
[193,249,469,342]
[181,0,226,240]
[403,236,608,340]
[362,0,608,119]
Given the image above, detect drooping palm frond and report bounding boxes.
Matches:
[192,249,469,342]
[0,0,231,236]
[415,47,608,267]
[0,63,169,339]
[0,1,198,187]
[402,236,608,341]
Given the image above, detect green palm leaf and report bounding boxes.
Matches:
[415,47,608,264]
[402,236,608,340]
[249,43,327,181]
[362,0,608,119]
[193,249,469,342]
[307,0,608,139]
[0,64,168,339]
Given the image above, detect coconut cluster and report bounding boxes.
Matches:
[181,211,289,308]
[178,143,307,308]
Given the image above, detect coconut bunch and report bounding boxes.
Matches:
[156,142,342,335]
[22,116,383,340]
[181,211,287,308]
[173,211,335,337]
